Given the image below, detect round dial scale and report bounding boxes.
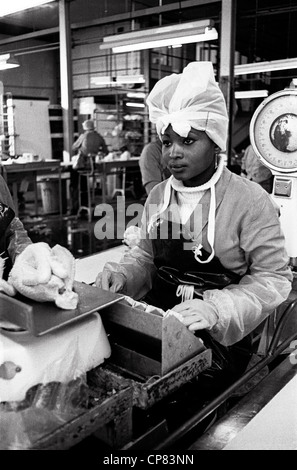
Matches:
[250,89,297,173]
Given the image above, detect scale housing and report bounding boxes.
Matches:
[249,86,297,260]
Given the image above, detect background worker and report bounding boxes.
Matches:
[72,119,108,162]
[139,138,171,195]
[241,143,274,193]
[70,119,108,215]
[123,138,171,248]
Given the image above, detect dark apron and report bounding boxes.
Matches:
[143,217,252,389]
[0,202,15,280]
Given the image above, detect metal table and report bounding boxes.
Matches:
[0,159,62,217]
[94,157,140,204]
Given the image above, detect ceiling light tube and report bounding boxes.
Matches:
[0,53,11,61]
[127,92,146,99]
[126,102,145,108]
[100,19,218,53]
[116,75,145,84]
[0,53,20,70]
[91,75,145,86]
[0,0,55,17]
[90,76,112,86]
[235,90,269,99]
[234,57,297,75]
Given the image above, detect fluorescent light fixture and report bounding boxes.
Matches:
[234,57,297,76]
[127,92,146,99]
[235,90,269,99]
[0,0,55,17]
[0,53,20,70]
[125,102,145,108]
[91,74,145,87]
[100,19,218,53]
[116,75,145,84]
[90,76,112,86]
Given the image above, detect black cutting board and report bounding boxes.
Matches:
[0,281,124,336]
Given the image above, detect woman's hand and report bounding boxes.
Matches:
[95,268,126,293]
[171,299,218,332]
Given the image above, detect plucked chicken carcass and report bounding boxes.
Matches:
[0,242,79,310]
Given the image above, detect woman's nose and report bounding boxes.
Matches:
[169,143,183,158]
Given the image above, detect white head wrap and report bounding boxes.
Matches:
[146,61,229,151]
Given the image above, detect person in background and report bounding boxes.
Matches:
[139,138,171,195]
[123,138,171,248]
[95,62,292,396]
[241,143,274,193]
[72,119,108,160]
[17,178,30,211]
[70,119,108,215]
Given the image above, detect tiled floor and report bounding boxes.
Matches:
[19,191,146,259]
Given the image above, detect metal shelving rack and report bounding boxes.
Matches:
[0,93,17,158]
[94,97,148,156]
[48,104,79,161]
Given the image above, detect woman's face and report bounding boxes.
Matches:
[161,125,217,187]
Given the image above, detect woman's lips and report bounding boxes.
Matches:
[170,164,186,172]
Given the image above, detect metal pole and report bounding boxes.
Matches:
[59,0,74,164]
[219,0,237,167]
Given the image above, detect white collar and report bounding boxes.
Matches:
[170,155,225,193]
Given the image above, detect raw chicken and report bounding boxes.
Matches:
[5,243,79,310]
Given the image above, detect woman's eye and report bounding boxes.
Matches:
[184,138,194,145]
[162,140,171,147]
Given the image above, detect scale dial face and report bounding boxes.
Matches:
[250,90,297,173]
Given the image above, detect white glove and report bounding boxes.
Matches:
[171,299,219,332]
[95,268,126,293]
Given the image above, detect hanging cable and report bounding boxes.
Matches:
[178,0,183,25]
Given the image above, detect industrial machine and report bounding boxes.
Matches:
[0,283,120,410]
[250,82,297,263]
[0,282,211,450]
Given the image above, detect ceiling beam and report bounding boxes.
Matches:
[71,0,220,30]
[0,0,295,47]
[240,5,297,19]
[0,27,59,45]
[0,0,220,45]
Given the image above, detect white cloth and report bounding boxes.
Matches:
[146,61,229,151]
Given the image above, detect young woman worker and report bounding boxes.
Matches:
[95,62,292,389]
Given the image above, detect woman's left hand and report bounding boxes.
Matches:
[171,299,218,332]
